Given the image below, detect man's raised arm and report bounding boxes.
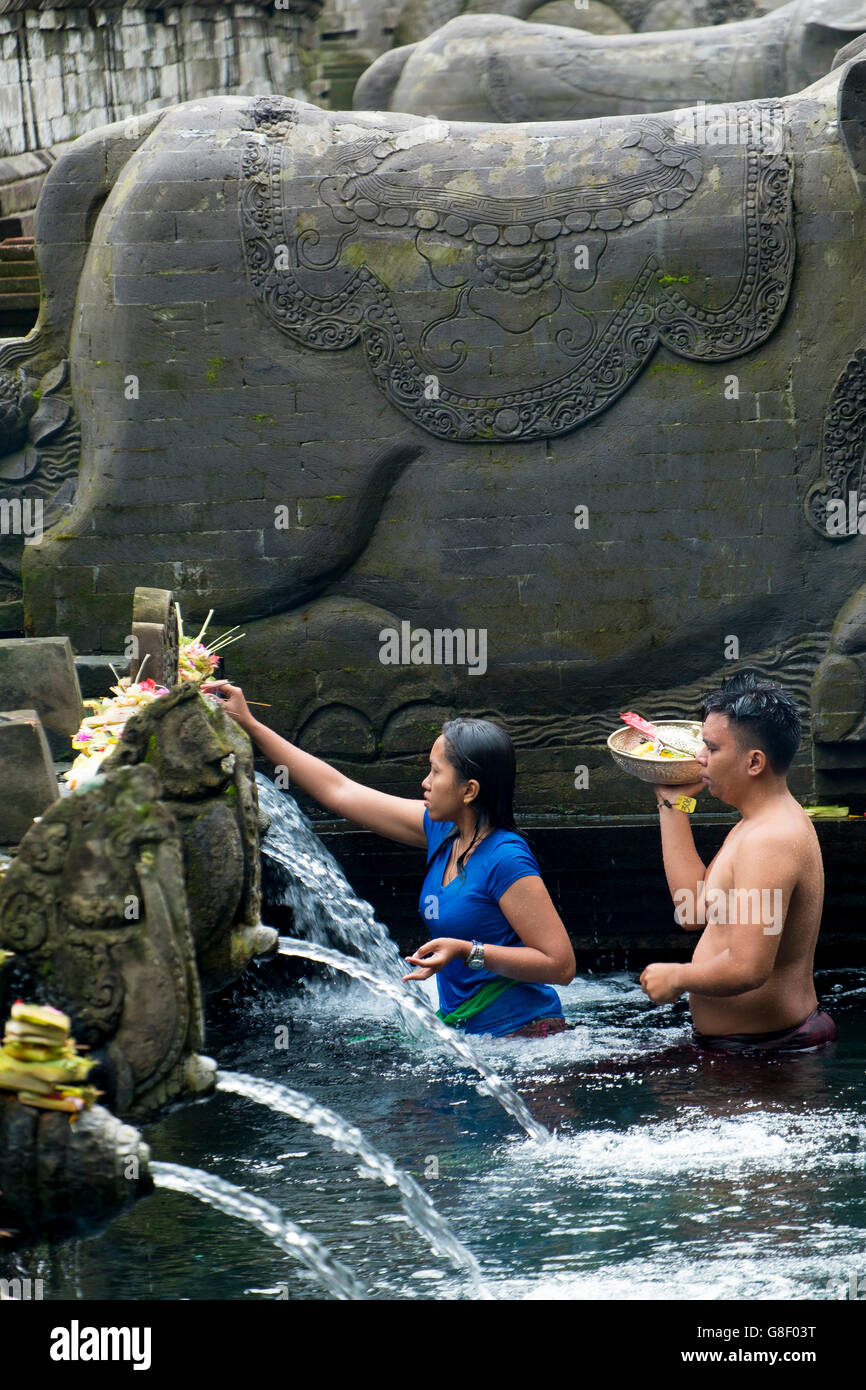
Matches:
[641,836,794,1004]
[654,780,707,932]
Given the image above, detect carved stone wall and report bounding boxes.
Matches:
[0,1,325,159]
[3,64,866,813]
[241,102,794,441]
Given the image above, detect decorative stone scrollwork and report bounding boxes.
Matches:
[0,869,53,952]
[240,97,794,443]
[0,342,79,514]
[59,936,127,1039]
[18,821,70,875]
[804,346,866,540]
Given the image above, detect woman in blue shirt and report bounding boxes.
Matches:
[203,683,576,1037]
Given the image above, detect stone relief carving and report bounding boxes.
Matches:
[805,345,866,540]
[240,97,795,443]
[811,583,866,774]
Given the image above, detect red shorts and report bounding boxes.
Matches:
[504,1016,571,1040]
[692,1008,837,1055]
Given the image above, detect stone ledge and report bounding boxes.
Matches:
[0,150,53,184]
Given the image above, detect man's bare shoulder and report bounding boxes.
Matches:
[732,802,820,863]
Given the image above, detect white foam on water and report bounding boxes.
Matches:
[499,1109,866,1179]
[292,973,401,1022]
[278,938,550,1141]
[463,1020,689,1075]
[216,1069,491,1295]
[489,1243,866,1301]
[285,971,688,1071]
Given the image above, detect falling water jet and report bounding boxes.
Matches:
[217,1070,493,1298]
[257,776,423,993]
[150,1162,364,1301]
[276,937,550,1144]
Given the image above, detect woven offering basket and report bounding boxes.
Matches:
[607,721,704,785]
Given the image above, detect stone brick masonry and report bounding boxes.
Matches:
[0,1,325,160]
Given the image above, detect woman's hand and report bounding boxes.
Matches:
[201,679,255,729]
[402,938,468,982]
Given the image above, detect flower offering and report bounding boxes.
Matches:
[64,668,170,789]
[0,1001,100,1114]
[176,606,244,684]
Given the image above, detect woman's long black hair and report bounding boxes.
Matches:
[440,717,527,877]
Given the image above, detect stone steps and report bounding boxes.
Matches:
[0,235,38,332]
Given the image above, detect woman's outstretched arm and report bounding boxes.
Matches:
[203,681,427,847]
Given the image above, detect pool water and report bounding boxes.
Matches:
[22,964,866,1301]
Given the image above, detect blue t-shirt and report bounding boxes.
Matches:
[419,811,563,1036]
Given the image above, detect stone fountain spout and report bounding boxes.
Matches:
[0,680,278,1244]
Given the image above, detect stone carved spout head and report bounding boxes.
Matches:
[103,683,273,991]
[0,763,210,1118]
[104,682,235,799]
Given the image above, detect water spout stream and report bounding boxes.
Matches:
[217,1070,492,1297]
[258,776,413,985]
[276,937,550,1143]
[150,1162,364,1300]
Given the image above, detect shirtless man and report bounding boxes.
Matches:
[639,672,836,1053]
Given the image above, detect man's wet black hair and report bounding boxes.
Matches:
[440,717,526,876]
[700,670,801,774]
